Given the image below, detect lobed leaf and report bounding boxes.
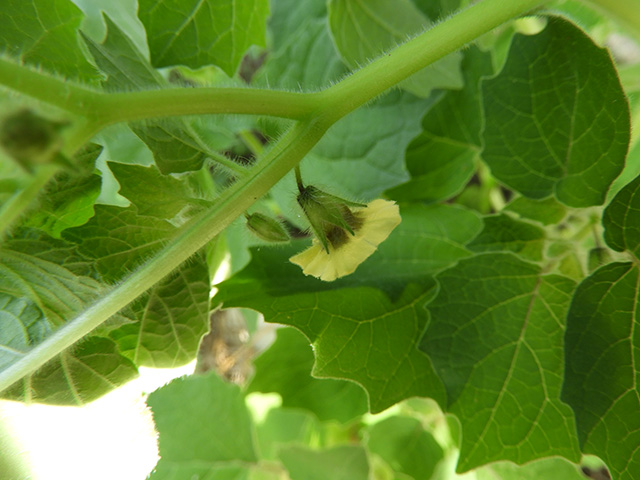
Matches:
[387,47,492,202]
[482,17,630,207]
[562,262,640,480]
[421,253,581,470]
[328,0,463,97]
[138,0,269,76]
[0,0,99,82]
[248,327,368,423]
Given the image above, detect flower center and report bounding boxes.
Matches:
[326,208,363,249]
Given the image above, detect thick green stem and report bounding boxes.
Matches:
[0,119,329,393]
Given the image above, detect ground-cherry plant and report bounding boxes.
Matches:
[1,0,639,478]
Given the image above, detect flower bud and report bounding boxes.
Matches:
[246,213,290,243]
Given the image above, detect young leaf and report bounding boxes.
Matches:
[366,416,444,480]
[482,17,630,207]
[3,336,138,404]
[147,373,258,479]
[387,47,492,202]
[279,445,369,480]
[421,253,581,470]
[82,16,218,173]
[248,327,368,423]
[328,0,463,97]
[108,254,210,368]
[138,0,269,76]
[562,262,640,480]
[0,0,99,82]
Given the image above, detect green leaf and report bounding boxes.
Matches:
[62,205,176,283]
[147,373,257,479]
[327,0,463,97]
[503,196,567,225]
[272,90,435,205]
[562,262,640,480]
[477,457,586,480]
[421,253,581,470]
[108,162,203,218]
[138,0,269,76]
[279,445,369,480]
[412,0,461,20]
[3,336,138,404]
[21,144,103,238]
[366,416,444,480]
[248,327,368,423]
[467,214,546,262]
[603,174,640,258]
[255,408,321,461]
[0,0,99,82]
[108,254,210,368]
[387,47,492,202]
[255,0,348,90]
[82,16,217,173]
[0,294,46,371]
[481,17,630,207]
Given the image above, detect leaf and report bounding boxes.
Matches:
[255,408,321,461]
[421,253,581,471]
[327,0,463,97]
[108,254,210,368]
[366,416,444,480]
[0,294,46,371]
[279,445,369,480]
[387,47,492,202]
[271,90,436,206]
[3,336,138,405]
[255,0,348,90]
[477,457,586,480]
[147,372,257,479]
[21,144,103,238]
[62,205,176,283]
[138,0,269,76]
[412,0,461,20]
[0,0,99,82]
[467,213,546,262]
[504,196,567,226]
[603,174,640,258]
[481,17,630,207]
[108,162,203,218]
[82,16,216,173]
[248,327,368,423]
[562,262,640,480]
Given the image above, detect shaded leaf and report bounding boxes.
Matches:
[279,445,369,480]
[62,205,176,283]
[328,0,463,97]
[603,174,640,258]
[421,253,580,470]
[0,0,99,82]
[467,213,546,262]
[109,254,210,368]
[562,262,640,480]
[82,16,216,173]
[3,336,138,404]
[482,17,629,207]
[504,196,567,225]
[138,0,269,76]
[248,327,368,423]
[366,416,444,480]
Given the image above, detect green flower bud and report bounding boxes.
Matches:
[296,185,366,253]
[0,109,69,171]
[246,213,290,243]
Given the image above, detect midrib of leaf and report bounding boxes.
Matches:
[156,0,207,64]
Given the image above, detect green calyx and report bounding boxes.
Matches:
[246,212,290,243]
[297,185,366,253]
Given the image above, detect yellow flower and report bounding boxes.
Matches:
[290,199,401,281]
